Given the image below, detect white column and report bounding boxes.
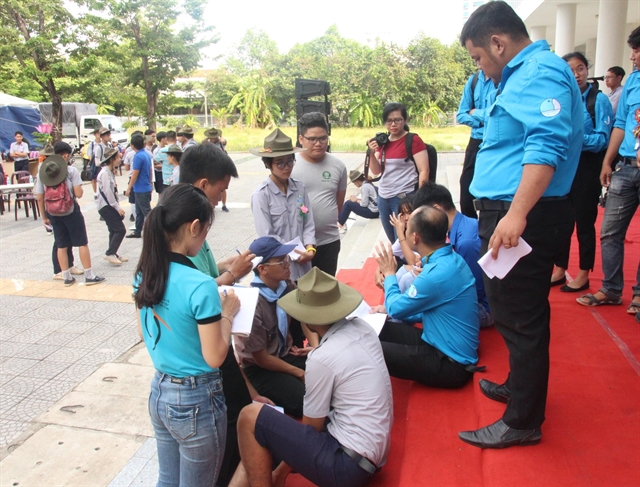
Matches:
[594,0,628,77]
[555,4,577,57]
[586,38,597,77]
[621,23,635,71]
[530,26,547,42]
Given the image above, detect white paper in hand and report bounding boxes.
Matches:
[286,237,306,262]
[346,300,387,335]
[219,286,260,337]
[478,237,532,279]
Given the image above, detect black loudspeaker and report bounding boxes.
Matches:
[295,79,331,99]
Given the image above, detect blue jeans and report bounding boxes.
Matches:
[378,191,415,243]
[600,163,640,298]
[149,371,227,487]
[338,200,379,226]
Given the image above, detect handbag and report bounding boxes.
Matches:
[80,161,92,182]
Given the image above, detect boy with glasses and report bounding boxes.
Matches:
[292,112,347,276]
[234,236,309,418]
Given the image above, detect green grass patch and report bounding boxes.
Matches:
[129,125,471,152]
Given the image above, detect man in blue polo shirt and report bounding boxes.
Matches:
[457,70,497,218]
[413,182,491,327]
[577,26,640,322]
[125,133,152,238]
[457,1,582,449]
[375,206,481,390]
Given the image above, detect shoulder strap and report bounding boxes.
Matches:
[405,132,415,162]
[470,71,480,110]
[586,82,599,125]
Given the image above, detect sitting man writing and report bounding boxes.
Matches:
[230,268,393,487]
[413,182,492,328]
[375,206,482,389]
[234,236,309,418]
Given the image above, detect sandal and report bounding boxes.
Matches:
[576,291,622,307]
[627,301,640,315]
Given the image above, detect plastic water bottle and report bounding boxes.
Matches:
[29,175,33,184]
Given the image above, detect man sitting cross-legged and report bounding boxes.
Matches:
[234,236,310,418]
[375,206,482,389]
[230,268,393,487]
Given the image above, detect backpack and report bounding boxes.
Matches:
[44,179,75,216]
[585,80,600,126]
[470,71,480,110]
[405,133,437,184]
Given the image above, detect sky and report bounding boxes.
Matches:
[200,0,466,68]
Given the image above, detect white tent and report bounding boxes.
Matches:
[0,92,39,108]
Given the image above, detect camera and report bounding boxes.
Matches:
[372,132,389,146]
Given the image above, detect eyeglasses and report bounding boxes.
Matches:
[570,65,587,75]
[261,256,291,268]
[302,135,329,144]
[385,118,404,126]
[604,75,618,80]
[273,158,295,169]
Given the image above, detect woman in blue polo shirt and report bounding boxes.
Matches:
[551,52,613,293]
[134,184,240,487]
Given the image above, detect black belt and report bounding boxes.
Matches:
[338,445,379,475]
[473,196,568,212]
[620,156,638,166]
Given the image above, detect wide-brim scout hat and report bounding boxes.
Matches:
[278,267,362,326]
[203,128,219,138]
[249,128,306,158]
[166,144,183,155]
[349,169,365,183]
[100,147,119,165]
[99,127,111,136]
[39,155,68,186]
[181,125,195,135]
[41,143,55,156]
[91,127,101,135]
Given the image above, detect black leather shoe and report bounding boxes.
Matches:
[560,281,590,293]
[458,419,542,449]
[479,379,510,404]
[550,276,566,287]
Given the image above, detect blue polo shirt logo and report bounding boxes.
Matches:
[407,285,418,298]
[540,99,561,117]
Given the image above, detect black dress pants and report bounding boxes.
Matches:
[555,151,604,271]
[98,205,126,256]
[217,345,252,487]
[52,244,74,274]
[459,137,482,219]
[379,321,472,389]
[312,239,341,276]
[478,199,574,429]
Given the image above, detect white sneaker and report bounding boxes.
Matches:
[104,255,123,266]
[69,266,84,275]
[116,255,129,263]
[129,224,136,230]
[339,226,347,234]
[53,272,64,281]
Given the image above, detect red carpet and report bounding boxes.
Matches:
[286,207,639,487]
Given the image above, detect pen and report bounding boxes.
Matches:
[223,289,227,297]
[235,248,242,255]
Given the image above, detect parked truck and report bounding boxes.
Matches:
[38,103,129,151]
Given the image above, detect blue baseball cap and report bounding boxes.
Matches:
[249,236,296,261]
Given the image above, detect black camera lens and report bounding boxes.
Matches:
[374,132,389,146]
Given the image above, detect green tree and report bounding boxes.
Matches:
[348,94,380,128]
[228,73,281,129]
[0,1,77,142]
[83,0,218,130]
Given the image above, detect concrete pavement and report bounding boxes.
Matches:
[0,151,464,486]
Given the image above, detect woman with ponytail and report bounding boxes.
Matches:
[134,183,241,486]
[367,102,430,242]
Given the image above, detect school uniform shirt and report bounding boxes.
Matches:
[136,253,222,377]
[304,318,393,467]
[375,133,426,199]
[35,165,82,197]
[383,244,480,365]
[251,177,316,281]
[170,165,180,185]
[608,85,622,116]
[93,142,110,164]
[613,70,640,158]
[581,85,613,153]
[470,40,583,201]
[96,166,121,212]
[9,141,29,163]
[292,153,348,246]
[456,70,497,140]
[359,182,378,212]
[155,147,172,185]
[183,139,198,150]
[132,150,153,193]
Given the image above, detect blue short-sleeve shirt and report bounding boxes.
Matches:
[132,150,153,193]
[470,41,583,201]
[136,253,222,377]
[456,70,497,140]
[614,70,640,158]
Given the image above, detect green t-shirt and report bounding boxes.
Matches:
[188,240,219,278]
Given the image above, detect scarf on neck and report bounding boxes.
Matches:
[251,275,289,355]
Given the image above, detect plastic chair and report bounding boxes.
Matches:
[14,174,38,221]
